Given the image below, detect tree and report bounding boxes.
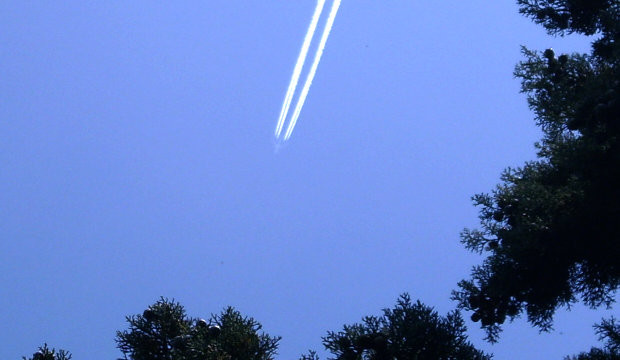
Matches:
[565,317,620,359]
[299,350,321,360]
[115,297,281,360]
[452,0,619,341]
[22,343,72,360]
[317,294,490,360]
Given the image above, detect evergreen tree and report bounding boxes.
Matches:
[22,343,72,360]
[453,0,619,341]
[317,294,490,360]
[566,318,620,359]
[115,297,280,360]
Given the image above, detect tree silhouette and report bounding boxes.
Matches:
[115,297,280,360]
[566,317,620,359]
[454,0,619,341]
[22,343,72,360]
[320,294,490,360]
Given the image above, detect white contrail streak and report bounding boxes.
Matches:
[283,0,341,141]
[274,0,326,140]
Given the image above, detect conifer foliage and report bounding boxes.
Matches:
[565,317,620,359]
[454,0,619,342]
[22,344,72,360]
[115,298,280,360]
[320,294,491,360]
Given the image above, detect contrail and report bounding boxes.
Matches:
[283,0,341,141]
[274,0,326,140]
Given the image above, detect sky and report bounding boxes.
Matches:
[0,1,617,359]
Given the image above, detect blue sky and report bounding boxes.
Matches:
[1,1,616,359]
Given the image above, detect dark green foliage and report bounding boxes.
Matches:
[565,318,620,359]
[453,0,619,342]
[22,343,72,360]
[211,307,281,360]
[321,294,491,360]
[567,350,620,360]
[517,0,619,37]
[299,350,321,360]
[116,298,192,360]
[115,297,280,360]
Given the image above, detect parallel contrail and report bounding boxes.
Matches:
[283,0,342,141]
[274,0,326,140]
